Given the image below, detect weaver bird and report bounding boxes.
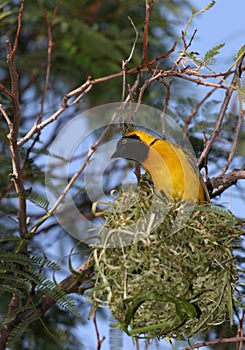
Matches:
[111,130,209,204]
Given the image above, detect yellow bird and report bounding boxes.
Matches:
[111,130,209,204]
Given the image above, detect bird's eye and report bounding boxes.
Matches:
[122,139,127,145]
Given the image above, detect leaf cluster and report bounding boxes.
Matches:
[184,43,225,71]
[0,246,81,348]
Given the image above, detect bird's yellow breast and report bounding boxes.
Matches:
[145,139,205,203]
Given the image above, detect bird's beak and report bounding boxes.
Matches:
[111,149,120,159]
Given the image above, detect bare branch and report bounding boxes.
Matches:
[220,97,245,175]
[0,83,12,98]
[149,39,178,65]
[171,29,197,71]
[197,55,245,169]
[173,71,227,89]
[184,87,218,137]
[16,60,237,149]
[160,79,172,137]
[209,168,245,198]
[28,106,120,235]
[17,77,93,147]
[10,0,24,61]
[0,104,12,129]
[183,336,245,350]
[201,129,209,182]
[122,17,139,101]
[1,5,28,334]
[38,2,61,123]
[5,38,27,245]
[236,310,245,350]
[143,0,154,72]
[22,2,62,185]
[93,310,106,350]
[5,40,21,122]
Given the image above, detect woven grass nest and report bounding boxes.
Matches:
[91,182,243,340]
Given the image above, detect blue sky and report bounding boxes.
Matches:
[190,0,245,67]
[188,0,245,219]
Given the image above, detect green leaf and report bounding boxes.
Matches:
[203,43,225,65]
[26,192,49,211]
[235,45,245,62]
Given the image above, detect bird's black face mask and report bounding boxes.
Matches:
[111,136,149,163]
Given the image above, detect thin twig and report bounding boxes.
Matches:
[173,72,227,89]
[123,70,142,129]
[236,310,245,350]
[16,53,237,148]
[5,40,21,120]
[122,16,138,101]
[181,68,235,79]
[186,29,198,51]
[197,56,244,169]
[93,311,106,350]
[143,0,154,72]
[10,0,24,61]
[17,77,93,147]
[0,83,12,98]
[160,79,172,137]
[184,87,218,137]
[39,1,62,124]
[27,107,119,236]
[137,69,164,108]
[22,1,62,184]
[0,104,12,129]
[220,85,245,175]
[183,336,245,350]
[148,39,178,66]
[171,29,198,71]
[201,128,209,181]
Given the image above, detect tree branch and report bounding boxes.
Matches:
[39,0,62,123]
[197,54,245,169]
[0,83,12,98]
[220,99,245,176]
[17,76,93,147]
[183,336,245,350]
[184,87,218,137]
[209,168,245,198]
[1,7,29,344]
[0,104,12,129]
[160,79,172,137]
[16,62,238,148]
[5,39,27,245]
[122,16,138,102]
[10,0,25,60]
[143,0,154,72]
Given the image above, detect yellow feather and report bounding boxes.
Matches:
[121,130,209,204]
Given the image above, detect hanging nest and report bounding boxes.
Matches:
[91,182,243,340]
